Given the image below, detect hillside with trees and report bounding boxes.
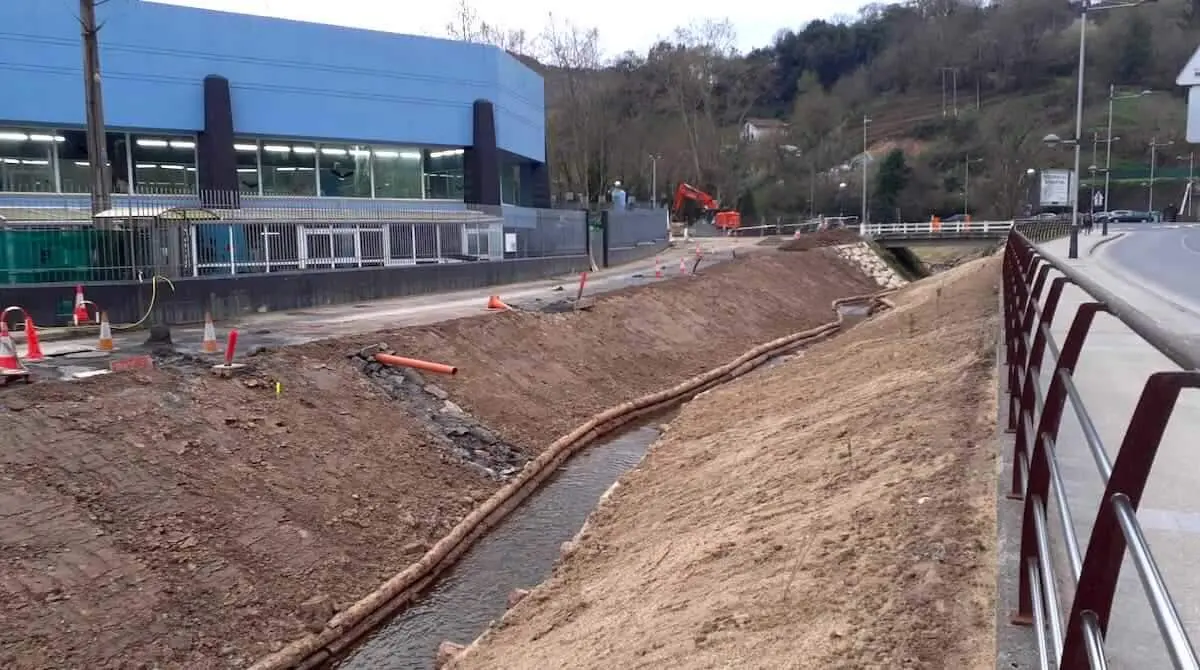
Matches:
[449,0,1200,221]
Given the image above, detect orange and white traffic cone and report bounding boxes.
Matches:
[22,317,44,362]
[0,321,23,372]
[72,285,89,326]
[679,258,687,275]
[654,256,664,279]
[201,312,219,354]
[97,312,114,352]
[695,243,702,258]
[486,295,511,311]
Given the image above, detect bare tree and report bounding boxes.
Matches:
[540,14,607,204]
[656,20,763,202]
[445,0,534,55]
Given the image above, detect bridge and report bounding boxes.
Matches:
[862,220,1016,245]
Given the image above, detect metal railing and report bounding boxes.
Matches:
[0,190,589,285]
[1002,229,1200,669]
[863,220,1015,237]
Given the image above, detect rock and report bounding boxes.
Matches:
[559,540,578,559]
[435,641,466,668]
[402,540,429,555]
[424,384,450,400]
[506,588,530,609]
[297,594,334,634]
[441,400,465,415]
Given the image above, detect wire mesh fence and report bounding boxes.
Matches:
[0,189,590,285]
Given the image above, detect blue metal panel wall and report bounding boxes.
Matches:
[0,0,545,161]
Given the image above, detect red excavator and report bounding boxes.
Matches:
[670,183,741,233]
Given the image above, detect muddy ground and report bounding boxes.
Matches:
[0,248,878,669]
[451,256,1001,670]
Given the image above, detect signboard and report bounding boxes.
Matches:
[1039,169,1076,208]
[1179,45,1200,142]
[504,232,517,254]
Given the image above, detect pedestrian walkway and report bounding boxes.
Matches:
[1030,233,1200,666]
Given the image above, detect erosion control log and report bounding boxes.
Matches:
[248,289,895,670]
[375,353,459,376]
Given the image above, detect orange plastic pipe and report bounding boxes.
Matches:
[374,353,458,376]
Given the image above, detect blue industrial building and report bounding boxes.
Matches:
[0,0,550,209]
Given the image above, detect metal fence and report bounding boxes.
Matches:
[0,190,589,285]
[1002,229,1199,669]
[606,208,669,250]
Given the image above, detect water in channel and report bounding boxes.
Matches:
[338,424,663,670]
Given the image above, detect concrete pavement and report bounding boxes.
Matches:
[6,238,760,382]
[1028,229,1200,667]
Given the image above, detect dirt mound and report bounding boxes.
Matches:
[313,250,879,454]
[0,248,878,669]
[450,257,1000,670]
[777,228,861,251]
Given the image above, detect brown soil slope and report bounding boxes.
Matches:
[0,249,876,670]
[451,257,1001,670]
[299,250,878,454]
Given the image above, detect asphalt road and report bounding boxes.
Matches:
[1101,223,1200,317]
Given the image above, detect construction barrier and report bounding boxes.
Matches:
[246,288,897,670]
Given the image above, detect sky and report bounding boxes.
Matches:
[150,0,891,57]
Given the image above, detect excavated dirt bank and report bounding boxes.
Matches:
[450,256,1001,670]
[0,249,877,670]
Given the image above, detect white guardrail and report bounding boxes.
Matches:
[862,220,1015,236]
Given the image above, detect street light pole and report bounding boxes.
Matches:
[861,115,870,232]
[1067,4,1088,259]
[649,154,659,208]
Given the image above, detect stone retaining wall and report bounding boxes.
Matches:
[832,242,907,289]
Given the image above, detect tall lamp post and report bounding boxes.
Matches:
[963,156,983,216]
[1062,0,1158,258]
[1104,85,1152,226]
[861,116,871,232]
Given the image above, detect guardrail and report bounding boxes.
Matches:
[864,220,1014,237]
[1002,229,1200,669]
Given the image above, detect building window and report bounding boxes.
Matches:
[131,134,197,194]
[234,139,261,196]
[261,142,317,196]
[319,144,372,198]
[58,130,131,194]
[0,129,57,193]
[500,161,521,205]
[424,148,464,200]
[372,147,422,199]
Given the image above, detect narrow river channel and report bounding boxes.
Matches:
[338,425,663,669]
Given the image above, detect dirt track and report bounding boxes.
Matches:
[450,257,1001,670]
[0,248,877,669]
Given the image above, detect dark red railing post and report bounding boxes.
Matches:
[1010,276,1070,495]
[1060,371,1200,669]
[1012,297,1106,620]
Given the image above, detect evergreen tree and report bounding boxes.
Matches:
[873,149,911,222]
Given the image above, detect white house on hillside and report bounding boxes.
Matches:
[742,118,789,142]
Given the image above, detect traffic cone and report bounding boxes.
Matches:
[72,285,89,326]
[201,312,219,354]
[695,243,702,258]
[679,258,687,275]
[97,312,114,352]
[486,295,510,311]
[0,322,23,371]
[22,317,44,362]
[654,256,664,279]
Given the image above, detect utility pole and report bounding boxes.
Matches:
[80,0,111,214]
[861,116,871,230]
[648,154,659,208]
